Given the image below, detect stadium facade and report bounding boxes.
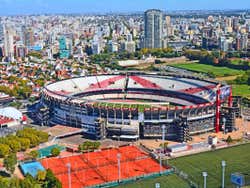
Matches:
[38,72,233,141]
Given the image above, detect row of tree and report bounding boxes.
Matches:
[78,141,101,152]
[0,76,32,99]
[0,169,62,188]
[0,128,49,158]
[90,47,181,63]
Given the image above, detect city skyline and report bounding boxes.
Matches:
[0,0,250,15]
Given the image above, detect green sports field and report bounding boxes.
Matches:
[169,144,250,188]
[116,144,250,188]
[116,174,190,188]
[170,63,244,77]
[232,84,250,98]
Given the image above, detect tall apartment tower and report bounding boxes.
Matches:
[3,25,14,62]
[0,24,4,44]
[144,9,163,49]
[22,27,34,47]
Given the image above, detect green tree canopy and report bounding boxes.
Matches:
[29,150,39,160]
[0,144,10,158]
[4,153,17,174]
[51,148,60,157]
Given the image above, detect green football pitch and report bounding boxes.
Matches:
[169,143,250,188]
[170,63,244,77]
[115,174,190,188]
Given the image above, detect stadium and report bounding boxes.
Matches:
[38,72,232,141]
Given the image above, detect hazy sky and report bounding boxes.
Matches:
[0,0,250,15]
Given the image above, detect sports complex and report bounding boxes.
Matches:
[39,72,232,141]
[41,145,172,188]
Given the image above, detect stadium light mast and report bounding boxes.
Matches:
[160,125,166,174]
[67,163,71,188]
[162,125,166,141]
[202,172,208,188]
[117,153,121,182]
[221,161,226,188]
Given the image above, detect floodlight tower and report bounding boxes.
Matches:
[202,172,208,188]
[162,125,166,141]
[160,125,166,174]
[221,160,226,188]
[117,153,121,182]
[67,163,71,188]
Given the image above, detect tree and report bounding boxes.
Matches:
[5,140,21,153]
[8,177,20,188]
[29,150,39,160]
[226,136,233,144]
[4,153,17,174]
[211,144,216,150]
[18,138,30,151]
[36,132,49,143]
[160,142,169,150]
[78,141,101,152]
[37,170,46,182]
[16,128,49,147]
[20,174,37,188]
[0,177,10,188]
[0,144,10,158]
[45,169,62,188]
[51,148,60,157]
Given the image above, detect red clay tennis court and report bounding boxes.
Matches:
[41,145,168,188]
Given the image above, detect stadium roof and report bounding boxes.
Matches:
[0,107,23,120]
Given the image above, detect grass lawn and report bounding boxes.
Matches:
[115,174,190,188]
[232,84,250,98]
[169,144,250,188]
[171,63,244,77]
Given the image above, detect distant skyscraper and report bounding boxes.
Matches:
[166,16,171,27]
[3,25,14,62]
[144,9,163,49]
[92,42,101,54]
[59,36,70,59]
[0,24,4,44]
[165,16,172,37]
[22,27,34,48]
[219,36,229,52]
[232,17,239,32]
[236,33,248,51]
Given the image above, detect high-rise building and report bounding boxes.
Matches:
[108,40,118,53]
[144,9,163,49]
[3,25,14,62]
[15,44,27,58]
[92,42,101,54]
[165,16,172,36]
[121,40,136,53]
[232,17,239,32]
[166,16,171,27]
[219,36,229,52]
[22,27,34,48]
[225,17,232,28]
[0,24,4,44]
[59,36,70,59]
[236,33,248,51]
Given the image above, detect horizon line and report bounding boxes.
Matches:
[0,8,249,17]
